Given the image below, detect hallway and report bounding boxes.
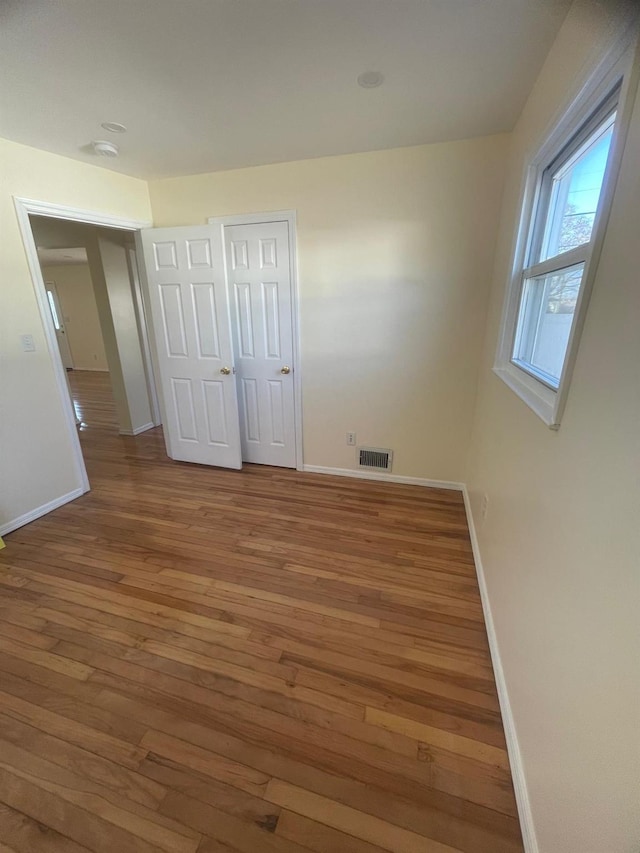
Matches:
[68,369,119,432]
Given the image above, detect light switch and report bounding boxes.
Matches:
[21,334,36,352]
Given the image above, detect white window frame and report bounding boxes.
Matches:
[494,37,639,428]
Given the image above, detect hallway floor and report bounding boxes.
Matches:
[68,369,119,431]
[0,372,523,852]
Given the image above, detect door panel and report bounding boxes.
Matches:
[241,378,260,442]
[159,284,188,357]
[234,282,255,357]
[172,378,198,441]
[267,380,285,445]
[192,284,221,358]
[262,282,281,358]
[140,226,242,469]
[225,221,296,468]
[203,380,229,444]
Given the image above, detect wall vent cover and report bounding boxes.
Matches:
[358,447,393,472]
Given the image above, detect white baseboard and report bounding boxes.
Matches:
[0,488,84,537]
[72,367,109,373]
[119,422,155,436]
[461,486,538,853]
[302,464,464,491]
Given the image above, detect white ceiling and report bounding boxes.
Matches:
[0,0,571,180]
[37,247,88,266]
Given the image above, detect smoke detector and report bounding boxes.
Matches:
[92,139,119,157]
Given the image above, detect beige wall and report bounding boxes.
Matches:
[87,232,154,434]
[0,138,151,531]
[465,2,640,851]
[148,136,508,481]
[40,263,109,371]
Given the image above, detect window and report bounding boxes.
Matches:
[46,289,61,330]
[512,98,616,389]
[493,49,633,429]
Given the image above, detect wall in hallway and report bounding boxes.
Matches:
[86,231,154,435]
[40,262,109,371]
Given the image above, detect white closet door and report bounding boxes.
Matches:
[225,221,296,468]
[140,225,242,469]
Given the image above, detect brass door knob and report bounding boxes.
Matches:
[280,365,291,375]
[219,366,231,375]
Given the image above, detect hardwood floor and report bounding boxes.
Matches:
[0,372,524,852]
[68,369,119,431]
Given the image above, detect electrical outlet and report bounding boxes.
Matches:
[346,431,357,446]
[481,493,489,522]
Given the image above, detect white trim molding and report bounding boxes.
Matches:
[208,210,304,471]
[302,465,464,491]
[0,488,84,537]
[119,422,156,437]
[461,486,538,853]
[14,197,152,231]
[13,196,152,501]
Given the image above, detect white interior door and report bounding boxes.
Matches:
[224,221,296,468]
[45,281,74,369]
[139,225,242,469]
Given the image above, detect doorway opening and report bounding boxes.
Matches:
[31,214,160,441]
[16,198,303,522]
[40,248,118,431]
[15,198,158,498]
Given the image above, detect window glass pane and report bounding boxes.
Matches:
[540,114,615,261]
[46,290,61,330]
[513,263,585,386]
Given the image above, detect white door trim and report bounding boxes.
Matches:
[13,196,152,499]
[15,197,152,231]
[208,210,304,471]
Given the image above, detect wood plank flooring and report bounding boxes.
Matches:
[0,371,524,852]
[68,369,119,431]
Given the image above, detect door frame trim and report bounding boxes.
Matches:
[13,196,152,498]
[208,210,304,471]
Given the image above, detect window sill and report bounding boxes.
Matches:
[492,364,560,429]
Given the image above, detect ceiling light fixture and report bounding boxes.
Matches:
[357,71,384,89]
[101,121,127,133]
[92,139,119,157]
